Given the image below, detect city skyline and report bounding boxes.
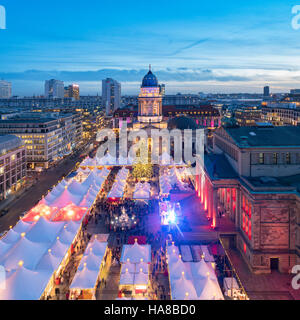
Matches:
[1,0,300,95]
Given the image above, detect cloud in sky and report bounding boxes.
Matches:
[5,67,300,96]
[1,0,300,94]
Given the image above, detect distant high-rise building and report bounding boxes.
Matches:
[45,79,65,99]
[102,78,121,116]
[0,80,12,99]
[263,86,270,97]
[64,84,80,100]
[159,84,166,96]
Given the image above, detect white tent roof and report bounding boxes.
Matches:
[91,168,102,175]
[0,266,53,300]
[119,270,134,285]
[0,237,49,270]
[64,220,82,234]
[133,188,150,200]
[67,180,90,195]
[167,244,180,256]
[99,168,110,178]
[108,182,126,198]
[1,229,21,244]
[121,262,136,274]
[49,188,83,208]
[43,191,59,205]
[13,220,32,234]
[79,195,95,208]
[134,271,149,285]
[70,266,100,290]
[133,182,151,199]
[70,240,107,290]
[82,172,97,188]
[57,227,76,246]
[50,183,66,197]
[0,240,14,256]
[171,273,198,300]
[85,240,107,256]
[78,252,103,271]
[197,276,224,300]
[81,157,97,167]
[120,242,151,264]
[135,261,149,274]
[49,238,69,258]
[169,259,192,282]
[189,259,217,281]
[36,250,63,272]
[167,244,223,300]
[25,217,65,244]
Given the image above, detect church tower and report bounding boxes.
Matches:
[138,65,163,124]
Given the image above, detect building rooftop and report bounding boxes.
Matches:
[0,118,58,124]
[141,68,159,88]
[225,126,300,148]
[205,153,238,180]
[0,135,24,155]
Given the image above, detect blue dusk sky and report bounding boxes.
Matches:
[0,0,300,95]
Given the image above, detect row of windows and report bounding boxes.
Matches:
[257,152,300,165]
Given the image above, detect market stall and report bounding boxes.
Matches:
[69,237,109,300]
[166,244,224,300]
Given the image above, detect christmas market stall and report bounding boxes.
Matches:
[69,235,110,300]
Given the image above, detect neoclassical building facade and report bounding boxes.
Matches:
[195,126,300,274]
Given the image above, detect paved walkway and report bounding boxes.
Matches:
[97,264,120,300]
[227,248,300,300]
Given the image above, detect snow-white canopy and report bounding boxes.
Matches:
[120,241,151,264]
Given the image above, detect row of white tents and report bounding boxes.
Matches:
[120,240,151,264]
[80,154,136,167]
[80,152,188,168]
[133,182,151,200]
[118,240,151,296]
[160,166,192,196]
[167,243,224,300]
[107,168,129,199]
[0,218,81,300]
[70,236,109,298]
[0,166,111,300]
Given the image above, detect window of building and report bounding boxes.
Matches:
[286,152,291,164]
[273,153,278,164]
[259,153,264,164]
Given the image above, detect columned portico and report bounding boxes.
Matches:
[195,159,239,230]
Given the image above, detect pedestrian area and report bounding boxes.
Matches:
[0,156,255,300]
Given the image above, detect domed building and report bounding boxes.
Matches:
[135,66,167,129]
[141,69,159,88]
